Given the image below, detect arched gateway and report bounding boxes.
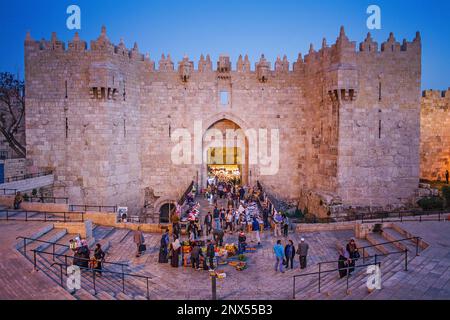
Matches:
[200,117,250,189]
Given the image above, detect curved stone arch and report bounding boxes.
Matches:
[202,112,252,134]
[153,197,178,213]
[200,112,253,188]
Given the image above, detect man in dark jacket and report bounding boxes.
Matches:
[284,240,295,269]
[238,231,247,255]
[213,206,220,230]
[206,240,216,271]
[297,238,309,269]
[190,242,203,270]
[204,211,213,236]
[133,227,145,257]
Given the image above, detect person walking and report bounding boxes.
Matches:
[213,206,221,230]
[158,229,170,263]
[282,214,289,237]
[204,211,213,236]
[273,240,285,273]
[170,235,181,268]
[273,212,283,237]
[93,243,105,276]
[220,207,226,230]
[225,210,234,233]
[263,205,270,230]
[284,240,295,270]
[133,227,145,257]
[206,240,216,271]
[252,216,261,246]
[190,241,203,270]
[297,238,309,269]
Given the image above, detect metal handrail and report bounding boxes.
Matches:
[17,236,129,269]
[68,205,117,213]
[315,237,421,266]
[292,249,410,298]
[0,210,84,222]
[0,188,18,195]
[5,171,53,183]
[25,196,69,204]
[292,261,383,299]
[36,253,151,299]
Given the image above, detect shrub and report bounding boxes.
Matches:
[442,186,450,208]
[23,193,29,202]
[31,189,38,197]
[417,196,444,211]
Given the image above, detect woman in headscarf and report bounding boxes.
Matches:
[346,238,359,274]
[338,247,349,279]
[170,235,181,268]
[158,229,170,263]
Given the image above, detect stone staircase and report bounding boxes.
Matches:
[15,224,152,300]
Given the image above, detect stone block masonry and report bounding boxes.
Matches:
[420,89,450,181]
[24,26,423,220]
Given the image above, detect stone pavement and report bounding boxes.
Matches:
[0,221,75,300]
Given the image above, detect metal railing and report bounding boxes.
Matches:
[5,171,53,183]
[17,236,129,271]
[1,210,84,222]
[31,249,150,299]
[356,210,449,224]
[25,196,69,204]
[292,249,409,299]
[0,188,18,195]
[69,205,117,213]
[358,237,421,263]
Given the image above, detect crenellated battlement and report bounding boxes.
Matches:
[25,26,421,75]
[422,89,450,99]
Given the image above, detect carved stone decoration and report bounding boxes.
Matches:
[178,55,193,82]
[256,54,270,83]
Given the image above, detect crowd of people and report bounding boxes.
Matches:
[69,237,105,276]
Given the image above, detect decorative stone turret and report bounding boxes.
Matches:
[178,55,194,82]
[256,54,270,83]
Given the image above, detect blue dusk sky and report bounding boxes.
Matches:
[0,0,449,90]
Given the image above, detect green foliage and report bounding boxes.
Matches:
[23,193,29,202]
[442,186,450,208]
[31,189,38,197]
[238,254,246,261]
[417,196,444,211]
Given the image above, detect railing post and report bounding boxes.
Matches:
[64,212,66,223]
[362,248,365,264]
[52,243,55,262]
[59,264,64,287]
[211,274,217,300]
[416,238,419,256]
[6,210,8,221]
[25,211,28,222]
[44,212,47,222]
[404,249,408,271]
[346,266,350,293]
[146,278,150,300]
[293,277,296,299]
[93,269,97,295]
[23,238,27,257]
[33,251,37,271]
[122,271,125,293]
[318,263,321,293]
[374,254,377,266]
[65,255,68,275]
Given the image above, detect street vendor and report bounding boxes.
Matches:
[213,228,224,247]
[238,231,247,254]
[206,240,216,271]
